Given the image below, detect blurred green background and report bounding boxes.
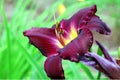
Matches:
[0,0,120,79]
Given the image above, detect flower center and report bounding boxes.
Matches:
[55,22,66,47]
[55,22,78,48]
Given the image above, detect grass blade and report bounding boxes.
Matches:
[10,30,47,79]
[1,0,11,78]
[118,47,120,58]
[79,62,94,79]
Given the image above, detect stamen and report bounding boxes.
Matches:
[55,22,65,46]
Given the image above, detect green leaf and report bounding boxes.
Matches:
[118,47,120,58]
[97,71,101,79]
[80,62,94,79]
[97,46,103,56]
[1,0,11,78]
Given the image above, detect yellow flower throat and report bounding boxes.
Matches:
[55,22,78,48]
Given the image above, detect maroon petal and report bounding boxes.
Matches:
[86,53,120,79]
[23,28,63,57]
[59,28,93,62]
[86,15,111,35]
[53,5,97,38]
[24,27,57,38]
[69,5,97,30]
[69,4,111,35]
[44,54,65,79]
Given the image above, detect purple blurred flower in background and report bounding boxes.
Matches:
[23,5,111,79]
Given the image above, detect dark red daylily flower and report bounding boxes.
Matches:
[81,41,120,79]
[23,5,111,79]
